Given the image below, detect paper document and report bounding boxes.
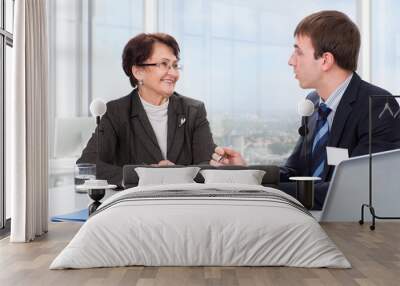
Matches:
[326,147,349,166]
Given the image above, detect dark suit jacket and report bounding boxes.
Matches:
[77,89,216,185]
[280,73,400,208]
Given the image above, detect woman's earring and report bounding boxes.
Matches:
[139,79,144,86]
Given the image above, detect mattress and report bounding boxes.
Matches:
[50,183,350,269]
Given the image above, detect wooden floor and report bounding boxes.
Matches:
[0,222,399,286]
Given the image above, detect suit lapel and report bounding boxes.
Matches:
[167,94,185,163]
[129,90,163,162]
[327,73,360,147]
[321,73,360,180]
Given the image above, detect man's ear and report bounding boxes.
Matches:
[321,52,335,71]
[132,65,144,81]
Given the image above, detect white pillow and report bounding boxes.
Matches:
[135,167,201,186]
[200,169,266,185]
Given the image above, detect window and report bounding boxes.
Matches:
[47,0,144,217]
[91,0,144,103]
[1,0,14,231]
[5,0,13,33]
[371,0,400,94]
[50,0,381,218]
[158,0,357,164]
[48,0,144,122]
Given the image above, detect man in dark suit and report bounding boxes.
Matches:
[210,11,400,209]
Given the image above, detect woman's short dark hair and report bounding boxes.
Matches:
[294,10,360,71]
[122,33,180,87]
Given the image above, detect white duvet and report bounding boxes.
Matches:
[50,183,350,269]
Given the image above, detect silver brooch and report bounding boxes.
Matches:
[179,117,186,127]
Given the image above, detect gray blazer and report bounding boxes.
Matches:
[77,89,216,185]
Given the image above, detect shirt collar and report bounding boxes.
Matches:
[139,93,169,111]
[320,73,353,112]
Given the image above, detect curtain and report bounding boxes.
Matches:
[8,0,49,242]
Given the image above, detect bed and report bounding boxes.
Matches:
[50,177,350,269]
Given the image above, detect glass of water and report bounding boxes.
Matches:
[74,163,96,193]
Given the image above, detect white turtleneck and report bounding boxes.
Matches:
[139,96,169,159]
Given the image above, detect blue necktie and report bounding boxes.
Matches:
[311,103,331,178]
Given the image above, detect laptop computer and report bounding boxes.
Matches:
[311,148,400,222]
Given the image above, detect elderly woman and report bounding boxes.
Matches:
[77,33,215,186]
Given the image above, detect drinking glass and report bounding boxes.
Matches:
[74,163,96,193]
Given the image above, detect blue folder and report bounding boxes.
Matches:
[51,209,88,222]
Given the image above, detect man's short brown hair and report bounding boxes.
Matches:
[294,10,360,71]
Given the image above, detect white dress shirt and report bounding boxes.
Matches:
[320,73,353,130]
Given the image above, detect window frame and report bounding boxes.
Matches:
[0,0,13,232]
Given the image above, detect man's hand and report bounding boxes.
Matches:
[209,146,247,166]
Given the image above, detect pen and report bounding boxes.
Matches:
[218,153,228,163]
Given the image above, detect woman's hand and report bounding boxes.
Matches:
[209,146,247,166]
[152,160,175,166]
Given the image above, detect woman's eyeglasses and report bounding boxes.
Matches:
[138,61,183,72]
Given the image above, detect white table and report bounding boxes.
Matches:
[48,185,118,217]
